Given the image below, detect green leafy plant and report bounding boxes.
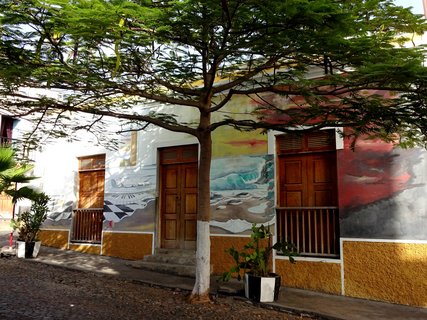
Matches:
[223,224,298,281]
[11,192,50,243]
[0,147,39,203]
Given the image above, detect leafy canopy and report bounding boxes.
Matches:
[1,0,427,301]
[0,0,426,147]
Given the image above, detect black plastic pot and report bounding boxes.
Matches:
[244,272,281,302]
[24,242,35,258]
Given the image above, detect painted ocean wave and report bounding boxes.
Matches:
[210,156,267,191]
[210,173,258,191]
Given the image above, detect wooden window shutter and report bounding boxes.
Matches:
[277,130,335,154]
[306,130,335,151]
[277,134,304,153]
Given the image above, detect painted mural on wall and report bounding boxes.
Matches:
[210,154,275,234]
[339,138,427,240]
[41,133,157,232]
[212,127,268,158]
[103,164,156,232]
[41,167,77,229]
[46,198,75,221]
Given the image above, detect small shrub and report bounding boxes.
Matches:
[11,192,50,243]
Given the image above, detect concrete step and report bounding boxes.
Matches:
[154,248,196,256]
[129,260,196,278]
[128,249,196,278]
[144,250,196,265]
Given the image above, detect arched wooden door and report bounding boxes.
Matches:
[159,145,198,250]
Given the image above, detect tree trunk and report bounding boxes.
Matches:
[189,130,212,303]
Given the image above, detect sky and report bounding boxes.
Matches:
[394,0,424,14]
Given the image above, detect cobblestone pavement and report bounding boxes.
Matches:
[0,256,313,320]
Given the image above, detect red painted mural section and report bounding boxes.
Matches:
[337,136,411,210]
[225,139,267,147]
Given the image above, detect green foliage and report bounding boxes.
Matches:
[0,147,39,203]
[0,0,426,147]
[1,0,426,298]
[222,224,298,281]
[10,192,50,243]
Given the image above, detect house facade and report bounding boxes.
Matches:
[8,89,426,308]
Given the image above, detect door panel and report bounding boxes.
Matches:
[160,146,198,250]
[309,154,337,206]
[79,170,105,208]
[164,220,177,240]
[161,164,180,247]
[279,152,337,207]
[279,157,306,207]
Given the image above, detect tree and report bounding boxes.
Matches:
[0,0,427,301]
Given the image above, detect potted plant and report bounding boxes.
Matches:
[11,192,50,258]
[223,224,298,303]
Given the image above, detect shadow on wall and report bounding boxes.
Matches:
[38,229,69,250]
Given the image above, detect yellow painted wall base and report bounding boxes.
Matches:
[343,241,427,308]
[210,235,255,275]
[276,259,341,295]
[69,243,101,255]
[211,235,341,295]
[102,232,153,260]
[38,229,69,249]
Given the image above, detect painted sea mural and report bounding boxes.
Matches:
[210,154,275,234]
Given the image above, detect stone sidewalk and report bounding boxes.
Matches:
[1,229,427,320]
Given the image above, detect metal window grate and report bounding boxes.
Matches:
[276,206,339,258]
[71,208,104,244]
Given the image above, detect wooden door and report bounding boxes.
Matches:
[278,152,337,207]
[160,145,198,250]
[73,155,105,243]
[78,154,105,209]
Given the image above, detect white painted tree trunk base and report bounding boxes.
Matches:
[190,221,211,302]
